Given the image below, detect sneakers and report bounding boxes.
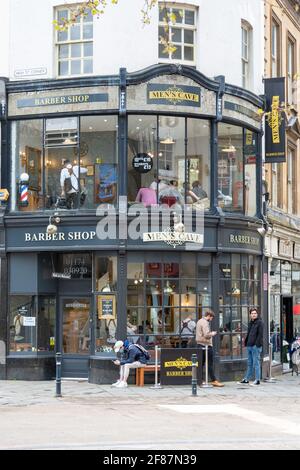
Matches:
[239,379,249,384]
[211,380,224,388]
[111,380,121,387]
[250,380,260,386]
[116,381,128,388]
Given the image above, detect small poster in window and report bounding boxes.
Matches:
[95,163,117,204]
[98,295,116,320]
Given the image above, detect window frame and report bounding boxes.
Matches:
[287,143,297,215]
[55,6,94,78]
[287,33,296,106]
[271,14,281,78]
[241,20,252,89]
[158,3,197,66]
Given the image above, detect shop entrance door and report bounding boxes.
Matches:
[60,297,91,378]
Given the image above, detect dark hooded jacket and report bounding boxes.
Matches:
[120,344,149,365]
[245,317,264,348]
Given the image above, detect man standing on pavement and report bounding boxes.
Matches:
[196,310,224,387]
[239,308,264,386]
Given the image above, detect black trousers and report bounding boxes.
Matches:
[66,192,79,209]
[198,345,216,382]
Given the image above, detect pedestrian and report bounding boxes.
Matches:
[196,310,224,387]
[239,308,264,386]
[112,339,150,388]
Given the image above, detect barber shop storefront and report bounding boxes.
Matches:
[0,65,265,382]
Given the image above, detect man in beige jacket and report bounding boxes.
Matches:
[196,310,224,387]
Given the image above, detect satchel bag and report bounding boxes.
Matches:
[64,177,73,194]
[80,188,87,206]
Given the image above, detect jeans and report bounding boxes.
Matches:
[245,346,262,381]
[119,361,143,382]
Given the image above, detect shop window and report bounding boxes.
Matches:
[158,3,196,65]
[95,255,117,292]
[128,115,158,206]
[126,253,211,349]
[270,259,281,293]
[80,116,118,208]
[55,7,93,77]
[95,255,118,354]
[57,253,92,280]
[128,115,210,210]
[187,119,210,210]
[37,297,56,352]
[218,124,244,213]
[244,130,258,217]
[281,261,292,294]
[45,117,80,209]
[219,254,260,360]
[9,296,37,353]
[270,294,281,363]
[11,115,118,212]
[11,120,43,212]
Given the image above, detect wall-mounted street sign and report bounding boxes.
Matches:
[0,189,9,201]
[132,153,153,173]
[264,77,286,163]
[147,84,201,107]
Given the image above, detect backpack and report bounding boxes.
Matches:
[132,343,150,361]
[181,319,195,335]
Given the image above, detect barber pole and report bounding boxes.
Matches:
[19,173,29,207]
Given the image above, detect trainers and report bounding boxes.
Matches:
[111,380,121,387]
[211,380,224,387]
[116,381,128,388]
[239,379,249,384]
[251,380,260,386]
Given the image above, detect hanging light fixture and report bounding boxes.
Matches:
[164,281,173,293]
[222,127,236,153]
[160,136,175,145]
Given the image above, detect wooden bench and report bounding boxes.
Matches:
[136,364,161,386]
[135,349,161,386]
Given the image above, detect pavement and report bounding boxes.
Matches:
[1,374,300,450]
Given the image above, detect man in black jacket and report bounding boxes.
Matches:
[112,340,149,388]
[240,308,264,386]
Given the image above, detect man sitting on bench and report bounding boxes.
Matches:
[112,339,150,388]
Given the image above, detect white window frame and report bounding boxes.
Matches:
[55,6,94,78]
[287,146,296,215]
[158,3,197,66]
[241,21,252,89]
[287,37,295,105]
[271,19,280,78]
[271,162,278,208]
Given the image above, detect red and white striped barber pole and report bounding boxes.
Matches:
[19,173,29,207]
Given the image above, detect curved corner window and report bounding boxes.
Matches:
[218,123,257,216]
[128,115,210,210]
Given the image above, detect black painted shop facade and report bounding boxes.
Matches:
[0,65,267,383]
